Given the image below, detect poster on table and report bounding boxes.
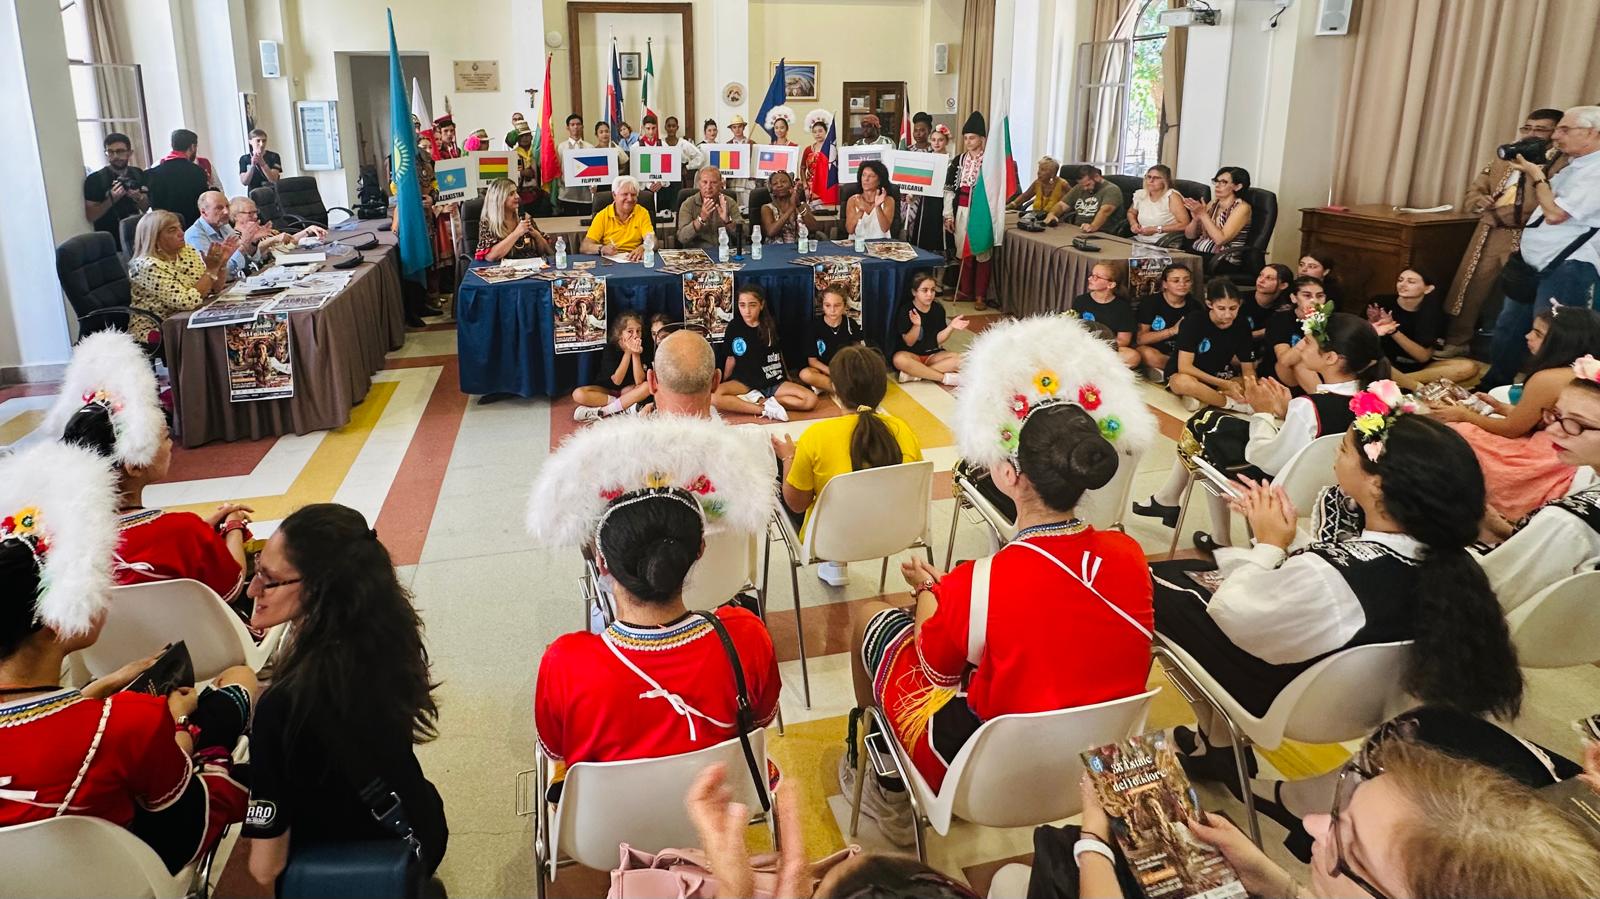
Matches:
[551,275,608,354]
[753,145,800,179]
[433,156,477,202]
[1127,245,1173,297]
[187,296,275,329]
[812,258,863,327]
[471,150,513,189]
[884,149,946,197]
[838,145,887,185]
[702,144,752,179]
[681,270,735,343]
[632,145,681,184]
[562,147,619,188]
[225,313,294,402]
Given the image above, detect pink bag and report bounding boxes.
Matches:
[606,843,862,898]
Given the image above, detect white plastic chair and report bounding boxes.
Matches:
[1488,384,1516,406]
[0,815,210,898]
[585,529,764,627]
[850,689,1159,862]
[765,461,936,707]
[1152,636,1413,844]
[78,579,284,683]
[1167,433,1341,558]
[518,733,775,899]
[1506,570,1600,668]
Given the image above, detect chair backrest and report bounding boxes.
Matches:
[275,175,330,227]
[462,196,484,251]
[0,816,181,898]
[681,529,758,611]
[1076,447,1143,531]
[805,461,934,563]
[1240,187,1277,261]
[936,689,1159,834]
[835,182,904,239]
[1272,641,1414,746]
[591,190,613,215]
[78,579,250,682]
[1487,384,1516,405]
[748,186,772,216]
[1507,570,1600,668]
[249,186,283,229]
[118,214,142,259]
[1105,174,1143,207]
[1271,434,1342,515]
[555,733,770,871]
[55,232,132,330]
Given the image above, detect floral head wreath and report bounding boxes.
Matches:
[0,442,119,637]
[1573,354,1600,385]
[954,316,1157,472]
[764,105,796,132]
[1349,379,1421,463]
[933,124,951,138]
[1300,301,1335,343]
[42,331,165,468]
[804,109,833,132]
[526,415,777,548]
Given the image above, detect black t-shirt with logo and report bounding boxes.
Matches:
[810,315,861,364]
[1246,296,1287,334]
[83,165,145,246]
[1138,296,1199,352]
[1167,310,1255,377]
[1260,307,1307,373]
[723,317,785,389]
[1071,292,1136,337]
[895,300,948,355]
[1369,293,1445,372]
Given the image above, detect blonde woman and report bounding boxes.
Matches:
[474,178,552,262]
[1008,156,1066,218]
[127,209,234,335]
[1127,163,1189,246]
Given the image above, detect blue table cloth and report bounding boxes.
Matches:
[455,241,944,397]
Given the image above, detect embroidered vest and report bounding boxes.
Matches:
[1304,392,1357,437]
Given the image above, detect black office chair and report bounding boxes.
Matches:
[55,232,161,355]
[118,214,141,261]
[837,181,904,239]
[1172,179,1212,205]
[1105,174,1143,206]
[749,186,772,217]
[462,196,484,251]
[274,175,353,229]
[1225,186,1279,287]
[250,186,284,230]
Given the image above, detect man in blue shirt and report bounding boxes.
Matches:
[185,191,251,281]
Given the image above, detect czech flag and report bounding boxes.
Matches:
[637,148,674,176]
[709,149,742,171]
[757,148,788,173]
[890,160,935,188]
[574,153,610,177]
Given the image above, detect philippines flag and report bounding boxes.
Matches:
[757,148,788,173]
[574,153,610,177]
[709,149,742,170]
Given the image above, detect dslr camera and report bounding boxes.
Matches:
[1497,137,1552,162]
[115,171,144,193]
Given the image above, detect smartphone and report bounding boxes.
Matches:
[1190,456,1245,500]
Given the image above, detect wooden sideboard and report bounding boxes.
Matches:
[1298,205,1478,313]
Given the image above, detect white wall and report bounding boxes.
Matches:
[577,12,687,129]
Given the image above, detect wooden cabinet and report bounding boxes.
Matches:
[1299,205,1478,313]
[842,81,906,143]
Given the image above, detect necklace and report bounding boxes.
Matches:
[1014,518,1088,540]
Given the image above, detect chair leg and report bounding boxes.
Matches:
[790,561,811,708]
[1215,713,1261,846]
[923,543,935,565]
[879,557,889,594]
[849,715,868,838]
[1167,474,1197,559]
[944,492,962,569]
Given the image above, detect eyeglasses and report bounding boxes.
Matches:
[1555,125,1595,135]
[252,571,302,591]
[1519,124,1556,136]
[1212,178,1232,186]
[1330,751,1393,899]
[1543,407,1600,437]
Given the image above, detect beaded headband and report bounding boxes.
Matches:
[1349,379,1421,462]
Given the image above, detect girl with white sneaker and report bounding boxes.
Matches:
[713,286,819,421]
[572,311,654,421]
[892,274,967,386]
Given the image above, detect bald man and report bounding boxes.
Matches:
[647,330,721,417]
[185,190,251,280]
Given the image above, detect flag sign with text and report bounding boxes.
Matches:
[563,147,618,186]
[885,149,946,198]
[838,145,886,185]
[473,151,512,188]
[632,145,680,184]
[433,157,476,202]
[702,144,750,178]
[754,145,799,179]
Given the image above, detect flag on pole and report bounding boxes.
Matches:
[755,59,786,139]
[1002,116,1021,200]
[410,77,430,136]
[538,53,559,185]
[964,96,1009,259]
[899,108,912,150]
[387,10,432,280]
[642,39,657,121]
[607,39,624,128]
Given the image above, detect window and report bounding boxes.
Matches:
[1070,0,1169,175]
[1124,0,1168,173]
[61,0,151,173]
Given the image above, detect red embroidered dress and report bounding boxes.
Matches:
[114,509,244,603]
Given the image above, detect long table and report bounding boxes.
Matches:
[163,233,406,448]
[996,222,1204,317]
[455,241,942,397]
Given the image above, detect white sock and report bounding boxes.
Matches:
[762,397,789,421]
[1153,459,1190,506]
[1206,494,1234,547]
[1224,397,1252,413]
[941,372,961,387]
[602,397,624,415]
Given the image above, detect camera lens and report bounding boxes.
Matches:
[1497,136,1551,162]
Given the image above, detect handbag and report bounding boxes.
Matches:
[1498,225,1600,304]
[606,843,862,899]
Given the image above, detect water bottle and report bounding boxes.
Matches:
[642,231,656,268]
[797,220,810,254]
[718,227,730,263]
[750,225,763,261]
[853,216,867,254]
[554,237,568,270]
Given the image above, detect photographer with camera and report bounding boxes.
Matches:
[1482,106,1600,389]
[83,132,149,251]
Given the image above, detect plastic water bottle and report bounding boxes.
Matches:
[797,220,810,254]
[718,228,730,263]
[642,232,656,268]
[750,225,763,261]
[853,216,867,254]
[554,237,568,270]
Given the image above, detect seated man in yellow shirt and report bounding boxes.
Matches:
[580,175,655,261]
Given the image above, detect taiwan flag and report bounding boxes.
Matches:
[757,148,788,174]
[709,149,742,171]
[574,153,610,177]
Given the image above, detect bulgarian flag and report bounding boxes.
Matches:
[538,53,559,185]
[966,99,1012,258]
[1003,116,1021,200]
[890,156,936,188]
[642,39,657,121]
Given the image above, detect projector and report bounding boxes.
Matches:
[1158,6,1220,27]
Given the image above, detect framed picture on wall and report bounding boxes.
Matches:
[620,52,642,81]
[295,100,341,171]
[777,61,818,101]
[238,92,258,146]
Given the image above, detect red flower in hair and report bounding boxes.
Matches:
[1010,394,1030,420]
[688,475,715,495]
[1078,384,1102,411]
[599,487,624,501]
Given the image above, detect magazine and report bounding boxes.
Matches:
[123,642,194,697]
[267,290,337,314]
[188,296,276,329]
[1082,731,1247,899]
[863,240,919,262]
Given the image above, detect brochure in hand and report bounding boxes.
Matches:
[122,641,194,697]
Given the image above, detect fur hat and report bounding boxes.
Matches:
[527,415,778,548]
[804,109,833,132]
[764,105,796,132]
[42,330,165,469]
[954,315,1157,472]
[961,111,987,138]
[0,442,120,637]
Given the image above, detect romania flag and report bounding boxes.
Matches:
[708,149,742,171]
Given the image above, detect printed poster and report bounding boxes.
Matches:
[1128,249,1173,297]
[472,150,513,189]
[632,145,681,184]
[885,149,946,197]
[812,258,863,327]
[702,143,752,179]
[551,275,608,354]
[225,313,293,402]
[681,270,735,343]
[753,145,800,179]
[187,296,275,329]
[433,156,476,202]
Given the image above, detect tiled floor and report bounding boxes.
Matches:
[6,304,1597,898]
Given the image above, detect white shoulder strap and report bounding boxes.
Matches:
[966,555,993,666]
[1011,539,1153,640]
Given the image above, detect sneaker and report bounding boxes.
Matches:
[1144,366,1167,384]
[761,397,790,421]
[1434,343,1469,359]
[817,560,851,587]
[739,389,765,404]
[1223,397,1252,413]
[897,371,914,384]
[573,405,605,422]
[1180,395,1202,412]
[837,742,917,846]
[941,372,961,387]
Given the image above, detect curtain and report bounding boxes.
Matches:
[1158,0,1186,170]
[1332,0,1600,208]
[83,0,144,164]
[1082,0,1139,166]
[957,0,996,130]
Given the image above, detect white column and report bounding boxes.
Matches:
[0,0,85,377]
[709,0,748,125]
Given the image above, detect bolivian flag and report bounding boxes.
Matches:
[475,152,512,187]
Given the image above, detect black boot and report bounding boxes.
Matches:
[1133,497,1180,528]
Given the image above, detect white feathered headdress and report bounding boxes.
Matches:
[954,315,1157,471]
[764,105,797,133]
[0,442,120,637]
[527,415,778,547]
[42,330,164,468]
[804,109,833,132]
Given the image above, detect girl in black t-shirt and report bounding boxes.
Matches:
[1368,268,1479,389]
[713,285,818,421]
[1166,278,1256,410]
[892,273,969,386]
[1265,276,1329,392]
[798,287,863,395]
[1135,263,1198,377]
[1071,261,1140,369]
[1297,252,1344,307]
[572,311,653,422]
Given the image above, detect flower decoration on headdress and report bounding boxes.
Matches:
[998,424,1020,455]
[1032,370,1060,396]
[1300,301,1335,343]
[764,105,796,132]
[0,507,48,559]
[933,124,951,138]
[1348,379,1420,462]
[1078,385,1103,411]
[1010,394,1030,420]
[1574,354,1600,385]
[804,109,833,132]
[1098,416,1123,442]
[0,443,120,638]
[43,331,164,469]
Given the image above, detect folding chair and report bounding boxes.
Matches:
[0,814,217,898]
[1506,570,1600,668]
[583,528,764,627]
[78,579,285,683]
[1167,432,1341,558]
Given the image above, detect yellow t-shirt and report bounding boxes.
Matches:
[585,202,655,252]
[786,411,923,535]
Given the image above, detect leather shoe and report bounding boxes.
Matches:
[1132,497,1180,528]
[1193,531,1225,554]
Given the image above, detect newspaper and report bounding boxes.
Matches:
[863,240,919,262]
[188,296,278,329]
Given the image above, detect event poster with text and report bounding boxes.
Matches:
[226,314,294,402]
[682,270,735,343]
[552,275,609,354]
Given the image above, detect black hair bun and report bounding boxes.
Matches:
[1066,430,1118,491]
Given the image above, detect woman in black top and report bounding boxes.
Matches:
[1071,261,1140,368]
[1368,268,1478,389]
[798,287,863,395]
[1135,263,1198,375]
[1246,263,1293,340]
[1165,278,1256,410]
[713,285,818,421]
[572,311,653,422]
[1297,252,1343,307]
[245,503,447,886]
[1265,276,1330,392]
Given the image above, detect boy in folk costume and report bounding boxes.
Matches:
[431,114,462,160]
[944,112,992,310]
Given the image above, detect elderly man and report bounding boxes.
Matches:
[185,191,251,280]
[1483,105,1600,388]
[676,167,742,249]
[648,330,721,418]
[854,114,894,147]
[228,196,327,264]
[581,176,655,260]
[1054,164,1127,235]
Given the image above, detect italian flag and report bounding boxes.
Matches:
[642,41,656,120]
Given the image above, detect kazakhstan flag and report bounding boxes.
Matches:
[387,9,432,281]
